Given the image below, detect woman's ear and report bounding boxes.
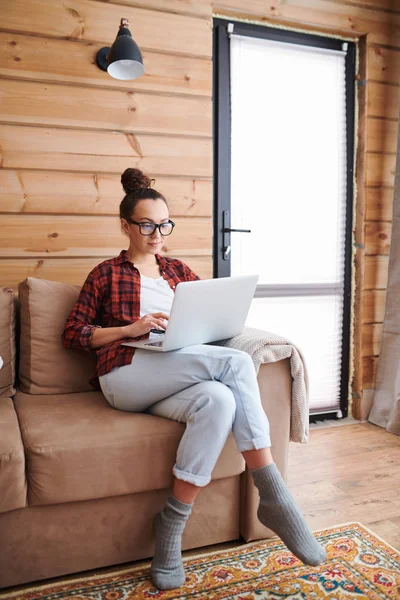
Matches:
[121,218,130,237]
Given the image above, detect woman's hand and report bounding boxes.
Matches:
[121,313,169,339]
[90,313,169,348]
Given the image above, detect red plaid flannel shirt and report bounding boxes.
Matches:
[62,250,199,387]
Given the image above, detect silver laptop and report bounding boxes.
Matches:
[122,274,259,352]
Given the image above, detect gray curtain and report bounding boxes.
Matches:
[368,118,400,436]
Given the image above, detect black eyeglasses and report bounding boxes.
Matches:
[126,218,175,236]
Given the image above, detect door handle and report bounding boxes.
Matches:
[222,210,251,260]
[223,227,251,233]
[223,245,231,260]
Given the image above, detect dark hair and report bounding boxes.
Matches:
[119,168,168,220]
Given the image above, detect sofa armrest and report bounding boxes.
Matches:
[239,358,292,542]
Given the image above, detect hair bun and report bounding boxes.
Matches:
[121,168,153,194]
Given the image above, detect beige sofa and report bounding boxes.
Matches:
[0,278,292,590]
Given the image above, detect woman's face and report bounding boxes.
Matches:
[121,198,171,257]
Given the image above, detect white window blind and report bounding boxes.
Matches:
[229,34,348,414]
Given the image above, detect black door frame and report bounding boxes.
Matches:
[212,18,356,418]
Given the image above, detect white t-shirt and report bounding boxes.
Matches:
[140,274,174,318]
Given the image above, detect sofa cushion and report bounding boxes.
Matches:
[0,398,27,513]
[0,287,16,398]
[18,278,96,394]
[14,391,245,506]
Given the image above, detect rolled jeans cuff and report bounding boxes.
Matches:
[236,435,271,452]
[173,465,211,488]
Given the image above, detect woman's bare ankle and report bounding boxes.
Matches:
[172,477,201,504]
[242,447,274,470]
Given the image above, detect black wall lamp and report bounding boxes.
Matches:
[96,18,144,81]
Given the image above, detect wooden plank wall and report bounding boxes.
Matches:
[0,0,399,415]
[0,0,214,286]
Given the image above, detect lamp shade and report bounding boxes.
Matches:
[96,19,144,81]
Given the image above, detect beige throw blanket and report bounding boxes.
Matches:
[214,327,309,443]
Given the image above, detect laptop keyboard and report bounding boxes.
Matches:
[145,341,163,347]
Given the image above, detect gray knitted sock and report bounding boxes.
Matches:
[251,463,326,566]
[150,495,192,590]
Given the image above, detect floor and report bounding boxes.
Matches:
[286,420,400,550]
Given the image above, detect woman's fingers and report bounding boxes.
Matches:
[145,313,168,329]
[152,312,169,321]
[139,313,168,333]
[152,318,167,330]
[145,319,164,330]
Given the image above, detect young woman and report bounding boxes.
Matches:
[63,168,326,591]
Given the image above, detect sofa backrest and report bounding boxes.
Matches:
[18,278,97,395]
[0,287,16,398]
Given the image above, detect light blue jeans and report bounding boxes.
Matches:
[99,344,271,487]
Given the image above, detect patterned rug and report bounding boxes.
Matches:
[2,522,399,599]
